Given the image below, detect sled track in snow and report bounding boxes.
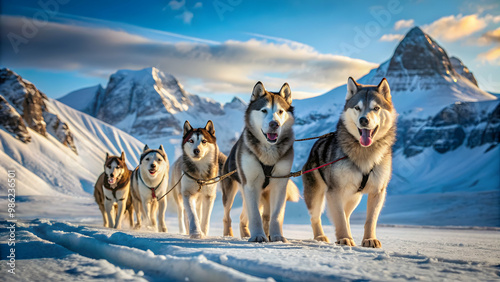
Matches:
[6,220,500,281]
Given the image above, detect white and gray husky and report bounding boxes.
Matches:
[221,81,299,243]
[169,120,227,238]
[302,77,397,248]
[130,145,169,232]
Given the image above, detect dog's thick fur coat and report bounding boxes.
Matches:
[303,77,396,248]
[222,81,298,243]
[94,152,134,229]
[169,120,227,238]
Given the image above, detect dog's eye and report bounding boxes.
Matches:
[189,139,194,143]
[374,106,380,111]
[278,109,284,115]
[354,106,361,111]
[261,109,267,114]
[202,140,207,144]
[145,158,149,161]
[107,166,111,169]
[157,158,162,162]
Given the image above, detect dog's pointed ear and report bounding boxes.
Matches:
[205,120,215,136]
[105,152,109,161]
[143,145,149,152]
[120,151,125,161]
[377,78,391,101]
[251,81,266,102]
[346,77,360,100]
[159,145,165,154]
[279,83,292,105]
[183,120,192,136]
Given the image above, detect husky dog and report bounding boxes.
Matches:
[222,81,297,243]
[94,152,134,229]
[302,77,396,248]
[130,145,169,232]
[169,120,227,238]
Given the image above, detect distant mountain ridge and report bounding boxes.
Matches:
[59,67,245,147]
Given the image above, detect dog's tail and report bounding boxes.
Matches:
[286,180,301,202]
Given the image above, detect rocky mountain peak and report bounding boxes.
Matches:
[388,26,456,79]
[0,68,77,153]
[224,96,247,111]
[450,56,478,86]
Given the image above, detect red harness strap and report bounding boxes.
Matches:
[150,188,157,199]
[302,156,348,175]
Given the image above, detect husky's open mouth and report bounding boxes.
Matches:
[358,125,379,147]
[262,131,278,144]
[149,169,157,176]
[108,177,117,184]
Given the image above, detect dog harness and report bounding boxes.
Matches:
[103,178,127,201]
[358,169,373,193]
[260,162,275,189]
[137,168,165,200]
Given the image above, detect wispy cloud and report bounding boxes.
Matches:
[379,34,403,42]
[394,19,414,30]
[478,27,500,45]
[0,15,376,99]
[478,47,500,65]
[167,0,197,24]
[422,14,493,42]
[477,27,500,65]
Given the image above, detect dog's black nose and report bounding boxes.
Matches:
[194,149,200,155]
[110,173,114,177]
[151,164,156,169]
[269,121,279,130]
[359,117,369,127]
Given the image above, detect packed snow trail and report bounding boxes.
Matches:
[1,219,499,281]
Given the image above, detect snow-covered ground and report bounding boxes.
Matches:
[1,194,499,281]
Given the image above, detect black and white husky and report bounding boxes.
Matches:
[222,81,298,243]
[169,120,226,238]
[130,145,169,232]
[302,77,397,248]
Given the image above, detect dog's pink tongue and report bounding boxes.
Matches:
[108,178,115,184]
[267,133,278,141]
[360,129,372,146]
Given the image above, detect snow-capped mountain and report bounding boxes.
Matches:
[0,69,144,197]
[290,27,499,226]
[59,67,246,160]
[0,68,77,152]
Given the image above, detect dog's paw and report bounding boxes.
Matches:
[223,227,234,237]
[269,235,288,243]
[248,234,268,243]
[190,233,204,239]
[133,224,141,230]
[362,238,382,248]
[336,238,356,246]
[314,235,330,243]
[160,227,167,233]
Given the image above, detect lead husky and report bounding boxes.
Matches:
[222,81,298,243]
[130,145,169,232]
[94,152,134,229]
[169,120,226,238]
[303,77,396,248]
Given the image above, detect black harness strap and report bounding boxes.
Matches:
[260,162,275,189]
[358,169,373,192]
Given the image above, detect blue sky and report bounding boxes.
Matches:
[1,0,499,103]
